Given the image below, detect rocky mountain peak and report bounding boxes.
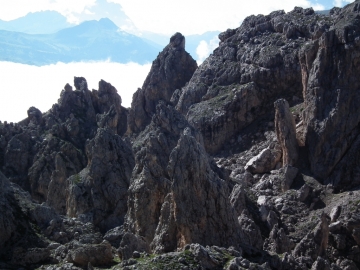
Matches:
[3,1,360,269]
[74,76,88,91]
[127,32,197,135]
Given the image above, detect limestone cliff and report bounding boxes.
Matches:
[1,3,360,269]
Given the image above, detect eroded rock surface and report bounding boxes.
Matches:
[124,103,243,257]
[2,2,360,270]
[176,7,331,154]
[67,127,134,232]
[274,99,298,166]
[127,33,197,134]
[301,3,360,188]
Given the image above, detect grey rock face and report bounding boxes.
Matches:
[46,140,86,214]
[264,224,293,254]
[0,172,16,253]
[274,99,298,166]
[237,212,263,250]
[127,32,197,134]
[0,77,131,218]
[118,232,149,260]
[311,257,331,270]
[165,131,241,249]
[125,103,242,255]
[103,226,124,247]
[176,7,330,154]
[4,2,360,270]
[92,79,128,136]
[2,77,127,209]
[297,184,311,202]
[0,171,101,267]
[301,4,360,186]
[126,103,194,247]
[67,127,135,232]
[3,132,33,190]
[293,213,330,261]
[27,106,43,126]
[281,165,298,192]
[230,184,246,217]
[188,244,221,269]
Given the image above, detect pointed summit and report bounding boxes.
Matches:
[127,32,197,134]
[169,32,185,50]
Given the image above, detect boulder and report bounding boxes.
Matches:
[118,232,149,260]
[245,144,282,174]
[66,240,113,267]
[103,226,124,247]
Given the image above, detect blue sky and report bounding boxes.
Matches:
[0,0,355,35]
[316,0,354,9]
[315,0,353,9]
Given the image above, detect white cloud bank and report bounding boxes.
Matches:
[196,37,220,65]
[333,0,353,7]
[0,61,151,123]
[112,0,329,35]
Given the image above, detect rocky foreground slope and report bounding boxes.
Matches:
[1,2,360,270]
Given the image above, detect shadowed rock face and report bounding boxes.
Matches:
[176,7,331,154]
[0,77,128,206]
[0,170,116,268]
[67,127,135,232]
[124,103,242,257]
[127,32,197,135]
[301,3,360,188]
[0,171,17,252]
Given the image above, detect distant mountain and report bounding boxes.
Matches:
[315,10,330,15]
[73,0,138,33]
[0,6,219,63]
[0,11,72,34]
[0,18,162,66]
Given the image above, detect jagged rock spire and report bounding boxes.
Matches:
[127,32,197,135]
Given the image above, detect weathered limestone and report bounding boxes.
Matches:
[274,99,298,166]
[127,32,197,134]
[293,213,330,261]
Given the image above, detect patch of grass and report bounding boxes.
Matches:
[113,255,121,264]
[72,174,81,185]
[223,253,235,268]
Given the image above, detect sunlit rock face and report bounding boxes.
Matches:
[176,7,326,154]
